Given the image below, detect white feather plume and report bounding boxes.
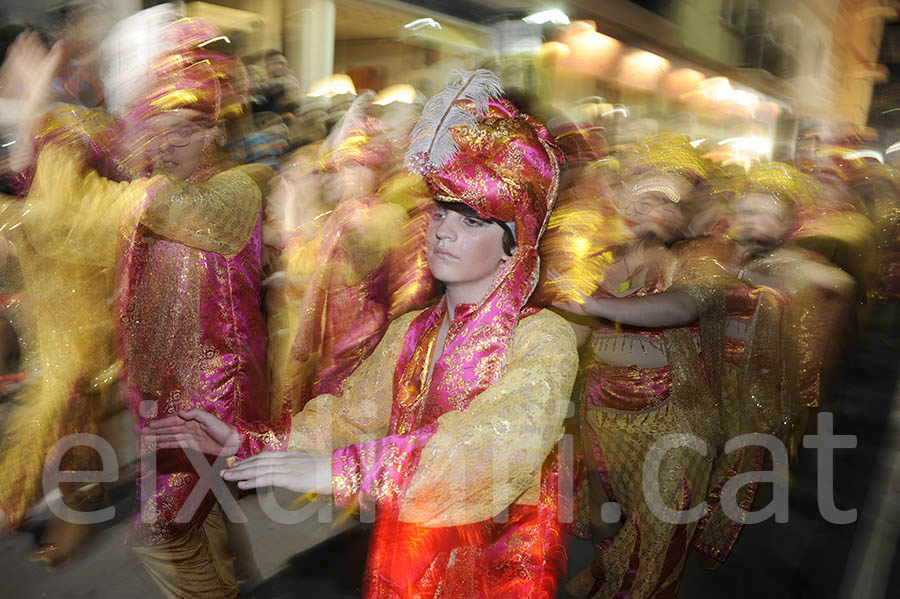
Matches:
[99,3,182,117]
[323,90,377,154]
[405,69,503,173]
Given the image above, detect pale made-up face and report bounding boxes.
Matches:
[144,110,215,181]
[426,205,509,290]
[619,189,686,243]
[733,192,790,250]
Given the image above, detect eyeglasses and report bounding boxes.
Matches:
[153,124,206,148]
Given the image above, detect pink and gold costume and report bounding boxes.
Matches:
[117,164,270,544]
[275,137,420,413]
[579,244,724,598]
[237,87,579,598]
[746,164,857,415]
[0,24,270,596]
[689,238,784,566]
[568,138,725,598]
[693,241,850,563]
[109,19,273,550]
[694,164,855,565]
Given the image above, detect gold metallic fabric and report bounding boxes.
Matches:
[142,164,271,259]
[286,310,579,527]
[0,143,156,525]
[586,403,714,599]
[132,504,239,599]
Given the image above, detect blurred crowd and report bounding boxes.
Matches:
[0,3,897,599]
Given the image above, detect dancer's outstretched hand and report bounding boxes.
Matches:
[0,32,59,105]
[221,451,332,495]
[547,268,591,316]
[145,409,240,457]
[0,32,63,171]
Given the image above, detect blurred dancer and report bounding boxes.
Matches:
[3,11,272,596]
[554,137,725,599]
[791,159,878,318]
[108,17,272,598]
[534,120,621,542]
[692,164,854,567]
[149,71,578,599]
[0,32,116,564]
[265,91,434,417]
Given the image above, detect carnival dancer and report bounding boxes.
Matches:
[148,70,579,599]
[534,119,622,542]
[2,11,273,595]
[690,163,854,568]
[13,11,271,597]
[107,17,274,598]
[554,137,725,599]
[0,33,117,563]
[265,92,430,417]
[790,157,878,323]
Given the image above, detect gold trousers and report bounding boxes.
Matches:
[586,402,714,599]
[132,504,239,599]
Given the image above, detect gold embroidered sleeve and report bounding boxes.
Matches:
[0,197,24,290]
[22,143,163,267]
[32,105,115,161]
[285,311,419,454]
[141,164,273,258]
[399,310,579,526]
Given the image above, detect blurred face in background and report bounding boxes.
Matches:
[732,192,790,254]
[266,54,288,78]
[618,184,686,243]
[682,193,728,238]
[320,161,376,205]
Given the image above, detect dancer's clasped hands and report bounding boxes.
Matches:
[145,409,332,494]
